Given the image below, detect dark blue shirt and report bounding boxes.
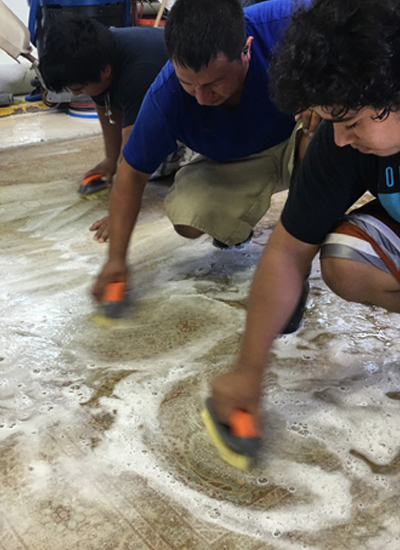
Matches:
[92,26,167,128]
[123,0,297,173]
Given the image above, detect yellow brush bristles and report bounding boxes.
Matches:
[201,407,250,471]
[79,188,110,201]
[90,314,121,327]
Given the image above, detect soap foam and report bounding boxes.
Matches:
[2,184,400,548]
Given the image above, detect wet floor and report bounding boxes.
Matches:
[1,109,400,550]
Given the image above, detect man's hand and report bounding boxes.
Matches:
[89,216,110,243]
[294,109,322,163]
[92,258,128,303]
[84,158,117,187]
[295,108,322,137]
[211,368,263,430]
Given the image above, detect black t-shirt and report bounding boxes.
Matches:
[281,121,400,244]
[92,26,168,128]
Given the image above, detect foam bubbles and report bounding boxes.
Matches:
[2,169,400,548]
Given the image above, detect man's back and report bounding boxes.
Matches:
[91,26,168,128]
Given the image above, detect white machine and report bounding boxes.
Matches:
[0,0,71,103]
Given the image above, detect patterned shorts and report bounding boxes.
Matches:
[321,199,400,283]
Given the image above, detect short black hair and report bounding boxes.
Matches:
[39,15,118,92]
[269,0,400,119]
[164,0,247,72]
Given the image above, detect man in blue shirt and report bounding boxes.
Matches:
[92,0,315,303]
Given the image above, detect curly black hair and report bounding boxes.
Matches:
[269,0,400,119]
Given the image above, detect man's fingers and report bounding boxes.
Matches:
[301,111,313,134]
[92,259,129,304]
[89,220,101,231]
[83,168,97,179]
[92,287,102,302]
[308,111,322,135]
[89,217,110,242]
[94,227,109,243]
[92,278,106,302]
[94,233,109,243]
[296,109,322,137]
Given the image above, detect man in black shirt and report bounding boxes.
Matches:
[40,16,178,195]
[210,0,400,426]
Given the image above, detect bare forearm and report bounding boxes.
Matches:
[107,160,150,262]
[238,254,306,376]
[237,222,318,378]
[119,125,133,164]
[210,222,318,424]
[96,105,123,163]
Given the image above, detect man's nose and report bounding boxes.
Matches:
[194,86,212,105]
[333,123,356,147]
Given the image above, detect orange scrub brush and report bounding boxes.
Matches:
[201,397,261,470]
[92,282,128,326]
[78,173,109,199]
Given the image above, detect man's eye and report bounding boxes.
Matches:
[345,121,359,130]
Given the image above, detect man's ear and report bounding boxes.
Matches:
[102,64,112,79]
[242,36,254,59]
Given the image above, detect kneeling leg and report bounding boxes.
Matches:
[321,256,400,313]
[173,224,204,239]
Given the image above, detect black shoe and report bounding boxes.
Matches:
[212,230,254,250]
[281,278,310,334]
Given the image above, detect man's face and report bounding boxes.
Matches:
[173,39,252,107]
[314,106,400,157]
[68,65,112,97]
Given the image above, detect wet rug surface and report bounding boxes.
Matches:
[1,135,400,550]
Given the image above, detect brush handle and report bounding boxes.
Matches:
[102,282,127,303]
[229,410,259,438]
[203,398,261,459]
[81,173,105,186]
[100,282,128,319]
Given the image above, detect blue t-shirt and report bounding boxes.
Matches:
[123,0,297,174]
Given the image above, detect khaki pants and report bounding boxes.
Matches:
[164,121,301,246]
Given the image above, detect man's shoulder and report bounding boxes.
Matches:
[145,61,180,103]
[244,0,308,55]
[244,0,298,27]
[110,26,165,48]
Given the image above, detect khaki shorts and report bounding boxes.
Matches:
[164,121,302,246]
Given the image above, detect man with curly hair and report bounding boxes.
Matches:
[210,0,400,425]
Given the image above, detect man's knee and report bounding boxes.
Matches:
[321,255,400,311]
[174,224,204,239]
[321,257,360,302]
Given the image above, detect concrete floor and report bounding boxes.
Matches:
[1,108,400,550]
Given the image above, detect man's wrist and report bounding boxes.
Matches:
[234,360,265,381]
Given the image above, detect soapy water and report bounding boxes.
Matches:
[1,169,400,548]
[2,237,400,547]
[96,356,400,540]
